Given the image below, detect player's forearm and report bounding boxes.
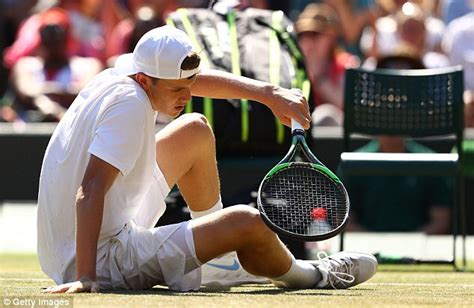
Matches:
[191,69,275,107]
[192,69,311,128]
[75,185,105,281]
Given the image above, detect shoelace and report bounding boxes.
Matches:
[317,251,356,289]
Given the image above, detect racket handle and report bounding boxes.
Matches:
[290,88,306,133]
[291,119,305,132]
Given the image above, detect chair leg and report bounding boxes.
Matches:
[453,173,467,271]
[452,175,459,270]
[339,231,345,251]
[459,174,467,270]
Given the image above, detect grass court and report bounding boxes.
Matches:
[1,253,473,307]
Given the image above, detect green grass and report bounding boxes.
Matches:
[1,254,473,307]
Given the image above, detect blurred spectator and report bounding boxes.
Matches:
[360,0,446,59]
[442,11,474,127]
[0,0,38,50]
[64,0,106,62]
[295,3,359,126]
[4,0,119,69]
[325,0,382,46]
[1,1,38,120]
[105,0,216,64]
[362,2,449,69]
[441,0,473,24]
[9,7,102,122]
[3,0,105,68]
[106,4,165,65]
[0,102,16,122]
[373,45,426,69]
[397,2,449,68]
[237,0,269,9]
[342,53,452,235]
[2,1,53,70]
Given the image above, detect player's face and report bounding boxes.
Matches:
[142,74,197,117]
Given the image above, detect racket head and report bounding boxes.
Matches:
[257,161,350,241]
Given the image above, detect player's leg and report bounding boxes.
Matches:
[190,204,321,288]
[191,205,291,276]
[190,205,377,289]
[155,113,220,213]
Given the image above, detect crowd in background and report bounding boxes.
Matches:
[0,0,473,125]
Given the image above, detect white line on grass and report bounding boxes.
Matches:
[367,282,474,288]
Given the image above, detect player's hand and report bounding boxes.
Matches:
[42,279,100,293]
[265,86,311,130]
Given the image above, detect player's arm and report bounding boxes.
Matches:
[43,155,119,294]
[76,155,119,283]
[191,69,311,129]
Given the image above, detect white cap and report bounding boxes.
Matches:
[115,25,200,79]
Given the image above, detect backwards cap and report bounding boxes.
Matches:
[115,25,199,79]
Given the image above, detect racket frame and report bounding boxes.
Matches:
[257,126,350,241]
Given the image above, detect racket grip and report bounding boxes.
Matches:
[290,88,306,133]
[291,119,305,132]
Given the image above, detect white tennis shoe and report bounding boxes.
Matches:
[310,251,378,289]
[201,252,270,287]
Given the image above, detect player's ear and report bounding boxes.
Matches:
[134,73,151,90]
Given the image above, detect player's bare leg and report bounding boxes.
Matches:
[190,205,293,277]
[155,112,220,212]
[192,208,377,290]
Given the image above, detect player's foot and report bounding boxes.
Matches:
[201,252,270,287]
[310,251,377,289]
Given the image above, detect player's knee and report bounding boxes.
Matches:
[228,205,273,242]
[180,113,214,143]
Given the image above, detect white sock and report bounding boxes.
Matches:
[189,196,223,219]
[271,259,321,289]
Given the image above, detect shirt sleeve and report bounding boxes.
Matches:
[88,98,147,176]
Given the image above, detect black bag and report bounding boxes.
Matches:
[167,7,313,156]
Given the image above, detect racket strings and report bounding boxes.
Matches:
[260,164,348,237]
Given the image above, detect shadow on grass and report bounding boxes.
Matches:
[102,285,371,297]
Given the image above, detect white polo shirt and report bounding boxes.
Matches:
[37,68,167,284]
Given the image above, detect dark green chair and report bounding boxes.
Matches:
[340,66,467,269]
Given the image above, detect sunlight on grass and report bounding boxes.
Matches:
[1,253,473,307]
[0,253,42,273]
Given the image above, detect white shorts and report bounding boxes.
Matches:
[96,220,202,291]
[60,163,203,291]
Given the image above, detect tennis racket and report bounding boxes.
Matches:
[257,118,350,241]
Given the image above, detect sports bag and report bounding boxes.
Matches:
[167,7,312,155]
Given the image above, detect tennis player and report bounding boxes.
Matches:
[38,25,377,293]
